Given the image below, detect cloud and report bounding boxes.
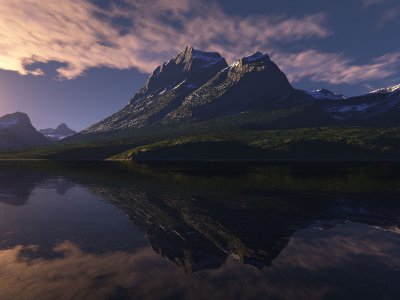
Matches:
[0,0,330,79]
[360,0,386,8]
[0,222,398,299]
[273,50,400,84]
[0,0,398,86]
[378,3,400,29]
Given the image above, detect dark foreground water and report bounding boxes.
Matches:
[0,162,399,300]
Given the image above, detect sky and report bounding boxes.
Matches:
[0,0,400,131]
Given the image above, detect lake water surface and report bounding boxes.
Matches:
[0,162,399,300]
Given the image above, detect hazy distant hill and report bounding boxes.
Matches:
[0,112,49,149]
[40,123,77,140]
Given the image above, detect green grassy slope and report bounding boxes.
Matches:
[110,127,400,161]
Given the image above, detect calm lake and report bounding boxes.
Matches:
[0,162,399,300]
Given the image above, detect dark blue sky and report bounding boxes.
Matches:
[1,0,399,130]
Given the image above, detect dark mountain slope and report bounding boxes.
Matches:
[0,112,48,149]
[165,52,302,122]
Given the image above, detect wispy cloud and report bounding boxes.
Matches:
[360,0,386,8]
[0,0,398,86]
[0,0,330,79]
[377,3,400,29]
[274,50,400,84]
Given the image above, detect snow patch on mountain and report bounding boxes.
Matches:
[192,49,222,62]
[308,89,347,100]
[326,103,375,113]
[0,117,18,129]
[40,123,76,140]
[242,52,268,64]
[371,83,400,95]
[231,52,269,68]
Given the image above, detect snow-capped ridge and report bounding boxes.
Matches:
[231,51,270,68]
[371,83,400,95]
[177,45,224,66]
[242,51,270,64]
[0,117,19,129]
[307,89,347,100]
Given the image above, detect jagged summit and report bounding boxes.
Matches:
[57,123,69,130]
[233,51,270,66]
[130,45,228,103]
[179,45,224,64]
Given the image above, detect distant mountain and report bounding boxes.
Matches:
[0,112,48,148]
[306,89,347,100]
[40,123,76,140]
[370,83,400,95]
[321,84,400,125]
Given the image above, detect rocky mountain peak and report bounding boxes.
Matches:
[222,51,293,96]
[237,51,270,66]
[56,123,69,130]
[39,123,76,140]
[130,45,228,103]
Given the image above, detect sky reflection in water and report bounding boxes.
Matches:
[0,162,399,300]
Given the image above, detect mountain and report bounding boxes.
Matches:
[0,112,48,149]
[40,123,76,140]
[81,47,314,137]
[165,51,299,122]
[307,89,347,100]
[5,46,399,161]
[82,46,228,134]
[321,84,400,125]
[80,47,400,140]
[371,83,400,94]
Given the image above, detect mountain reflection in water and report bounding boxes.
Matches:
[0,162,399,300]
